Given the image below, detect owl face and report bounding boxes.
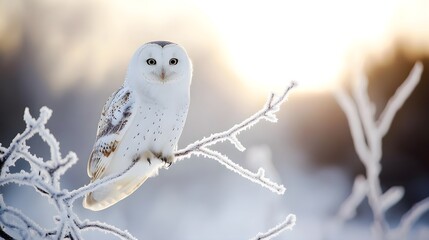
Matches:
[136,41,192,85]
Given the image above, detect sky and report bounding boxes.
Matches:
[1,0,429,94]
[0,0,429,239]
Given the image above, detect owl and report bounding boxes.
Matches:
[83,41,192,211]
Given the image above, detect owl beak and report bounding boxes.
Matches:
[160,68,166,81]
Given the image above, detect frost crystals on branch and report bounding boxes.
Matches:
[251,214,296,240]
[0,107,137,240]
[175,81,297,194]
[333,62,429,240]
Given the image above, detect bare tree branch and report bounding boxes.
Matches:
[175,81,296,194]
[332,62,426,240]
[334,88,371,163]
[66,159,139,204]
[377,62,424,136]
[76,219,137,240]
[251,214,296,240]
[198,147,285,194]
[0,107,137,240]
[390,197,429,240]
[0,196,47,239]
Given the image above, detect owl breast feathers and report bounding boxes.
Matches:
[83,41,192,211]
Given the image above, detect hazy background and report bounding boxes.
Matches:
[1,0,428,239]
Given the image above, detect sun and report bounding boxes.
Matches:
[194,0,403,93]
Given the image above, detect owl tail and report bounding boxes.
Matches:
[83,175,148,211]
[83,160,162,211]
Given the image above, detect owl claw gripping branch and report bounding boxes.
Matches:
[83,41,192,211]
[158,154,174,168]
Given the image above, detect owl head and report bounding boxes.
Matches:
[126,41,192,95]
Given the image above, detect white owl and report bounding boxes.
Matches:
[83,41,192,211]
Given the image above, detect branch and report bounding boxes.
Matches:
[390,197,429,240]
[198,147,285,194]
[377,62,423,136]
[333,61,425,240]
[66,158,139,204]
[75,219,137,240]
[334,88,371,163]
[175,81,296,194]
[0,173,58,197]
[0,107,138,240]
[250,214,296,240]
[0,196,47,239]
[380,186,404,212]
[353,70,380,161]
[0,107,52,175]
[175,81,296,159]
[336,175,368,222]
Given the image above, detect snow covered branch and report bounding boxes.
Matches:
[389,198,429,240]
[0,107,137,240]
[0,196,47,239]
[175,81,296,194]
[333,62,428,240]
[1,82,297,239]
[251,214,296,240]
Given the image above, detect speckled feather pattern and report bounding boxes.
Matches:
[87,86,133,180]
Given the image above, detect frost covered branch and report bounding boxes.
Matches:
[251,214,296,240]
[175,81,296,194]
[389,198,429,240]
[0,196,47,239]
[333,62,428,240]
[1,82,297,239]
[0,107,137,240]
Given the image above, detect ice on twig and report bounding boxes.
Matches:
[389,197,429,240]
[336,175,368,221]
[0,106,138,239]
[175,81,296,195]
[251,214,296,240]
[380,186,404,212]
[229,134,246,152]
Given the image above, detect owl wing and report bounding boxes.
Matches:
[87,85,135,180]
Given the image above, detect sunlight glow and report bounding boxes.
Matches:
[2,0,426,94]
[195,0,404,92]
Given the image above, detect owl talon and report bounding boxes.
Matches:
[160,155,174,168]
[140,151,156,165]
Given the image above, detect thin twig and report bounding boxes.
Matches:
[66,159,138,204]
[174,82,296,195]
[175,81,296,159]
[251,214,296,240]
[377,62,424,136]
[390,197,429,240]
[198,147,285,194]
[76,219,137,240]
[334,88,371,162]
[0,200,47,239]
[0,108,51,175]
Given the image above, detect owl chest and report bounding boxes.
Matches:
[124,102,188,154]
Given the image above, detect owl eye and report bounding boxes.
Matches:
[146,58,157,65]
[169,58,178,65]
